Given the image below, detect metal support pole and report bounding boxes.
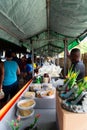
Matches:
[64,39,68,77]
[46,0,50,55]
[57,54,59,66]
[40,55,42,67]
[46,0,50,37]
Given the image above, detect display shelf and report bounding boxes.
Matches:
[56,91,87,130]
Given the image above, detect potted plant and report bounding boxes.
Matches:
[8,114,40,130]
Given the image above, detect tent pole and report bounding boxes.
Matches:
[57,54,59,66]
[64,39,68,77]
[46,0,50,38]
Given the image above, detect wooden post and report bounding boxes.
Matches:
[63,39,68,77]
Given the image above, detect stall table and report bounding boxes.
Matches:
[0,81,57,130]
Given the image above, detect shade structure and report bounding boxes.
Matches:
[0,0,87,55]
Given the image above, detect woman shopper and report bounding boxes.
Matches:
[1,50,20,106]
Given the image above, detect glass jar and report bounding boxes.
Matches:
[43,73,50,83]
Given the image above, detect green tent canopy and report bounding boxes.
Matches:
[0,0,87,55]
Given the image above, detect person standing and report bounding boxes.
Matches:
[24,57,33,81]
[70,48,85,81]
[1,50,20,106]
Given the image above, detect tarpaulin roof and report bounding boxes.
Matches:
[0,0,87,56]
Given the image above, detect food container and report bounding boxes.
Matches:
[29,84,42,91]
[23,91,35,99]
[17,99,36,110]
[36,88,55,99]
[16,109,34,119]
[43,73,50,83]
[41,90,55,99]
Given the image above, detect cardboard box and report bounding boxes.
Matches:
[56,91,87,130]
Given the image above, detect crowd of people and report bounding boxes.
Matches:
[0,50,40,108]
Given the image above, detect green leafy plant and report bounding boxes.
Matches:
[75,76,87,97]
[8,114,40,130]
[7,116,21,130]
[29,114,40,129]
[64,67,79,90]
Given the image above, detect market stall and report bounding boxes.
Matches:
[0,1,87,130]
